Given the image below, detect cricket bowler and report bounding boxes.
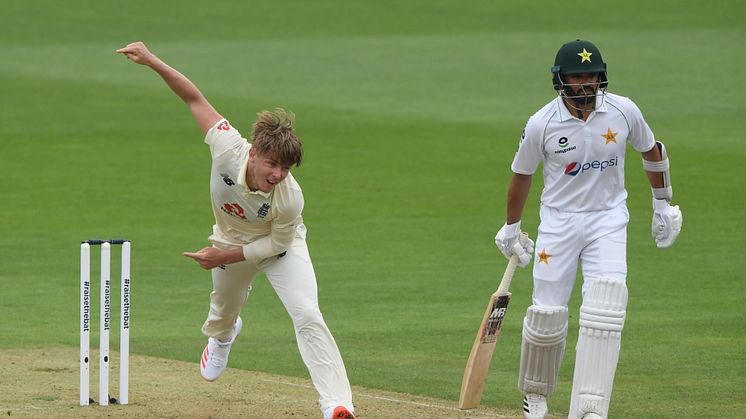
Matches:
[116,41,355,419]
[493,39,682,418]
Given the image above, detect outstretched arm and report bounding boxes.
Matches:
[116,41,221,135]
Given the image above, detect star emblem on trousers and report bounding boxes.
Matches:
[538,248,552,264]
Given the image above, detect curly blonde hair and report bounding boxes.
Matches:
[250,108,303,167]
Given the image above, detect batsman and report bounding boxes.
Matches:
[493,39,682,419]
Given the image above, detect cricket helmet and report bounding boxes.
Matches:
[551,39,608,90]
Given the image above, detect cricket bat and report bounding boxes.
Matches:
[458,248,521,409]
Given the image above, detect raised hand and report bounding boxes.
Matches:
[116,41,158,66]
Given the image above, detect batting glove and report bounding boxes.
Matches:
[652,198,683,248]
[495,221,535,267]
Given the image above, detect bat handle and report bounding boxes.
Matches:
[497,255,519,295]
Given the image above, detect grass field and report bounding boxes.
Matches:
[1,1,744,417]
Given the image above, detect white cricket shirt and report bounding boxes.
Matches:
[204,119,304,263]
[512,92,656,212]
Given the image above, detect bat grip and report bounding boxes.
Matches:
[497,255,519,295]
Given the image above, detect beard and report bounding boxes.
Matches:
[562,85,597,107]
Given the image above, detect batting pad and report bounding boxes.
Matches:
[518,305,569,396]
[569,278,628,419]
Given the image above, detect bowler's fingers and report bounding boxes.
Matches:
[116,41,144,51]
[182,251,213,270]
[182,251,199,259]
[116,44,138,55]
[115,42,149,62]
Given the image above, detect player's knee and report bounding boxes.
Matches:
[583,277,628,313]
[523,305,569,348]
[291,306,325,330]
[532,278,573,307]
[294,311,331,345]
[519,305,569,395]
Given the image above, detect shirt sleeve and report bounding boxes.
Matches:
[511,117,544,175]
[204,119,244,158]
[623,98,656,152]
[241,187,304,263]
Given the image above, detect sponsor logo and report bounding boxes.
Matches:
[217,120,231,131]
[516,129,526,152]
[482,296,509,343]
[221,203,247,220]
[583,400,600,411]
[555,136,577,154]
[220,173,235,186]
[564,156,618,176]
[565,162,582,176]
[555,146,577,154]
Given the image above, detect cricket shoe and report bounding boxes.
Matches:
[523,393,548,419]
[200,316,243,381]
[323,406,355,419]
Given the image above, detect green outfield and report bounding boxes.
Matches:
[1,1,744,417]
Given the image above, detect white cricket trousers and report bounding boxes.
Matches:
[532,204,629,307]
[201,233,354,413]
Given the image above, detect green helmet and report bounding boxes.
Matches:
[551,39,608,90]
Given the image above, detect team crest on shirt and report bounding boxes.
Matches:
[256,203,270,219]
[601,128,618,144]
[217,120,231,131]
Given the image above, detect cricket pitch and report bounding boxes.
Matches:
[0,347,531,418]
